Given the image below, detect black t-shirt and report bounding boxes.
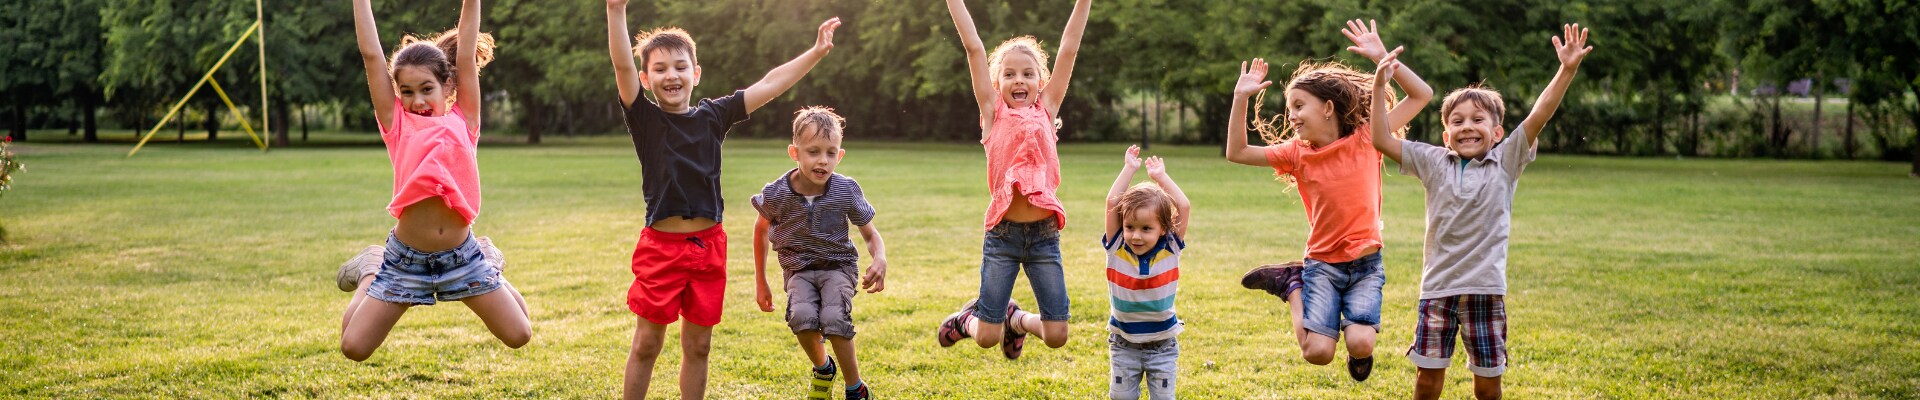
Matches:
[622,90,750,225]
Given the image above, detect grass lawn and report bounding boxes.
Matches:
[2,133,1916,398]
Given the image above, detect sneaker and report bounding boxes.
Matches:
[475,236,505,273]
[1001,301,1026,360]
[336,245,384,292]
[937,299,978,347]
[845,382,870,400]
[1347,356,1374,382]
[1239,261,1305,301]
[808,357,837,399]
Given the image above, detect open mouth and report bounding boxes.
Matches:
[1011,88,1030,102]
[1456,137,1483,146]
[661,83,684,98]
[810,168,830,180]
[408,108,432,117]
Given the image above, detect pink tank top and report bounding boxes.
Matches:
[980,98,1066,231]
[381,101,482,225]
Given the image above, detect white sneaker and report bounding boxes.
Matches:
[475,236,506,273]
[336,245,384,292]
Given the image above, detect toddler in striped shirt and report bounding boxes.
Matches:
[1101,145,1192,399]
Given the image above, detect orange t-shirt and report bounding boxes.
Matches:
[980,98,1066,231]
[381,101,482,225]
[1264,128,1382,263]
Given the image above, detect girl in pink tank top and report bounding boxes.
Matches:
[931,0,1092,361]
[334,0,531,363]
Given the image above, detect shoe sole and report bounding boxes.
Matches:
[937,299,979,347]
[336,245,383,292]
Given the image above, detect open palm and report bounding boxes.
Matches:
[1555,23,1594,69]
[1342,19,1389,62]
[1235,58,1272,97]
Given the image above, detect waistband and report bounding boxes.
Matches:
[385,231,480,265]
[1110,333,1176,350]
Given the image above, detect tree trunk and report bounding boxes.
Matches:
[1653,96,1667,155]
[1843,99,1856,159]
[272,100,290,147]
[82,92,98,143]
[1809,77,1823,157]
[301,106,310,142]
[526,102,543,145]
[7,92,23,142]
[1770,93,1786,157]
[204,104,220,141]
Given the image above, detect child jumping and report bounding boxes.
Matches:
[751,107,890,400]
[604,0,839,397]
[1232,19,1433,382]
[934,0,1094,360]
[335,0,532,362]
[1102,145,1192,399]
[1367,25,1592,400]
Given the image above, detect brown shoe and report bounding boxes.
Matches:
[1240,261,1305,301]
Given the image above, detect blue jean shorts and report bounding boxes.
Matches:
[366,233,503,306]
[1299,252,1385,338]
[973,219,1070,323]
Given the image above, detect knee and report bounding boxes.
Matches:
[1301,344,1336,365]
[1109,389,1141,400]
[973,327,1002,348]
[682,338,713,361]
[502,328,532,349]
[340,341,375,362]
[1416,368,1446,387]
[1475,385,1502,400]
[629,339,664,361]
[1042,331,1069,348]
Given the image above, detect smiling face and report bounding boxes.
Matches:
[994,51,1046,109]
[643,48,701,113]
[392,66,450,117]
[1120,206,1167,256]
[787,127,844,190]
[1443,101,1504,159]
[1284,88,1340,146]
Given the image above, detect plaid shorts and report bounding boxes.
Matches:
[1405,294,1508,377]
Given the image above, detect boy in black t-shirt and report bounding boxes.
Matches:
[605,1,841,398]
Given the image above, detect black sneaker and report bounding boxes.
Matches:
[1347,356,1373,382]
[845,382,871,400]
[1240,261,1305,301]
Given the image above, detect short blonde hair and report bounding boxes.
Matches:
[791,106,845,142]
[988,36,1051,85]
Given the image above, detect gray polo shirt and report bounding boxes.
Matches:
[750,170,876,273]
[1398,131,1536,299]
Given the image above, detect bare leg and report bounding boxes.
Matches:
[1342,324,1376,359]
[460,281,532,348]
[968,319,1004,348]
[623,318,668,400]
[1414,367,1446,400]
[1473,375,1502,400]
[796,331,829,367]
[340,277,409,362]
[679,322,714,399]
[1010,312,1071,349]
[827,336,860,386]
[1288,290,1337,365]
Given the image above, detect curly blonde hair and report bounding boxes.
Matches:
[988,36,1051,86]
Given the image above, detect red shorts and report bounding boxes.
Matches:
[628,224,728,326]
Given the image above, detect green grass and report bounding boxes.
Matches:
[2,135,1916,398]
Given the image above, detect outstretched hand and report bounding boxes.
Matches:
[1373,46,1404,86]
[1554,23,1593,69]
[1235,58,1273,97]
[1342,19,1389,62]
[1144,156,1168,180]
[815,17,842,53]
[1124,145,1143,170]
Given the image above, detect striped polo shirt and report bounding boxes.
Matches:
[1105,231,1185,343]
[750,169,876,273]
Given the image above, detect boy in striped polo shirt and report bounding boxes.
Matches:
[751,107,888,400]
[1102,145,1192,399]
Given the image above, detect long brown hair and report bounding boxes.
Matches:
[389,29,496,86]
[1250,60,1402,185]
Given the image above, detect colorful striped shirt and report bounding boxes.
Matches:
[1105,231,1185,343]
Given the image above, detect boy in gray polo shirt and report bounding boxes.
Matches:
[1366,24,1593,400]
[751,107,888,400]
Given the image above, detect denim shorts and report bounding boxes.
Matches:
[784,268,858,338]
[366,233,502,306]
[1299,252,1386,338]
[973,219,1070,323]
[1109,333,1178,400]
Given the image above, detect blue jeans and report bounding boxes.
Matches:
[1299,252,1385,338]
[366,233,502,306]
[1109,334,1178,400]
[973,219,1070,323]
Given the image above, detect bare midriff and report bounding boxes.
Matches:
[1002,191,1056,223]
[394,200,471,253]
[649,216,720,233]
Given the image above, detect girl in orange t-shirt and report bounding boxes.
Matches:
[333,0,531,362]
[1223,19,1434,382]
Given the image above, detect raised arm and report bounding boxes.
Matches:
[741,17,840,114]
[946,0,997,130]
[1040,0,1093,116]
[1106,145,1144,236]
[856,223,888,294]
[605,0,642,107]
[1516,23,1593,144]
[1225,58,1275,166]
[456,0,482,129]
[1371,51,1405,163]
[1341,19,1432,132]
[1143,157,1191,238]
[753,215,774,312]
[353,0,395,130]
